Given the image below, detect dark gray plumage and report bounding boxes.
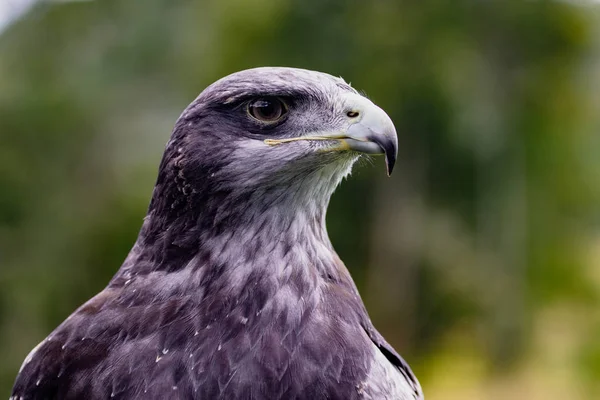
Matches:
[12,67,423,400]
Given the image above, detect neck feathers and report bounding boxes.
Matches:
[113,167,354,286]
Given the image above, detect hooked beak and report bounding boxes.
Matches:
[342,101,398,176]
[264,95,398,176]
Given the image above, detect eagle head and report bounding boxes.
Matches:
[156,67,397,204]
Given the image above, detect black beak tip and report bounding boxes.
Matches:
[377,137,397,177]
[366,133,398,177]
[385,154,396,177]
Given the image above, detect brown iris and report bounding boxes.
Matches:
[248,97,287,123]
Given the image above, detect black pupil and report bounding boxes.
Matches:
[251,99,282,121]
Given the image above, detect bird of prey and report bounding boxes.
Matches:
[12,67,423,400]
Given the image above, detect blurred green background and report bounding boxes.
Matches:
[1,0,600,398]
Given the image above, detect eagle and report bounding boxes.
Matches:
[12,67,423,400]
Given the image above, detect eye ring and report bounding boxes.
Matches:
[247,97,287,123]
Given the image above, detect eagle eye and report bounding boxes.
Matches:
[247,97,287,123]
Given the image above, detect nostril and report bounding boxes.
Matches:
[347,110,360,118]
